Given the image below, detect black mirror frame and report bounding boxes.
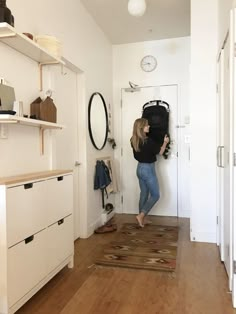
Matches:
[88,92,109,150]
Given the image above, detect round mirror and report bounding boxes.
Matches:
[88,92,109,150]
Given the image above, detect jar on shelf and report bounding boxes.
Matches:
[0,0,13,25]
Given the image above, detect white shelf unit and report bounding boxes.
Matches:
[0,170,74,314]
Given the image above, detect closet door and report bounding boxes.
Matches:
[217,30,232,290]
[222,33,231,283]
[231,8,236,308]
[216,49,225,261]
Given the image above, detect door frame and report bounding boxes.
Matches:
[119,83,183,217]
[75,72,88,240]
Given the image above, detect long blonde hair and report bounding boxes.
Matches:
[130,118,148,152]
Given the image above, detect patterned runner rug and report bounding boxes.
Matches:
[95,223,179,272]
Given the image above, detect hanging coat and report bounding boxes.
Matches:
[94,160,111,190]
[94,160,112,208]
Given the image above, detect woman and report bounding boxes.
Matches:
[130,118,169,227]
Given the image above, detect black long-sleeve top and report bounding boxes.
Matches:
[132,137,161,163]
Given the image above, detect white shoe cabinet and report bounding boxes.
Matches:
[0,170,74,314]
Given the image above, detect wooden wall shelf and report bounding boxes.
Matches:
[0,23,81,89]
[0,23,64,65]
[0,115,65,154]
[0,115,64,129]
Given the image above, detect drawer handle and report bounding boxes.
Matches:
[57,176,64,181]
[24,183,33,189]
[25,235,34,244]
[58,218,64,225]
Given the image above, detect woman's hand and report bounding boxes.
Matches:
[164,135,169,144]
[159,135,170,156]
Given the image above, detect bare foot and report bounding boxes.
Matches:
[144,219,152,225]
[136,214,144,228]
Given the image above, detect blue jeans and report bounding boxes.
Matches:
[136,162,160,216]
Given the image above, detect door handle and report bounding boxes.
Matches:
[75,161,81,166]
[176,125,185,128]
[217,146,224,168]
[220,146,224,168]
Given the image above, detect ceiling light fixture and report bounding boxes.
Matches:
[128,0,146,17]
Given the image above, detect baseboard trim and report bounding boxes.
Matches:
[178,210,190,218]
[190,230,216,243]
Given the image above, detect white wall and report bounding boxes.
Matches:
[190,0,218,243]
[1,0,114,238]
[113,37,191,218]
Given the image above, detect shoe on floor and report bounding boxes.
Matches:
[94,224,117,234]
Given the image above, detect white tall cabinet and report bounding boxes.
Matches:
[0,170,74,314]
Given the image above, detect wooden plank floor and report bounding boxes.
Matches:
[16,214,236,314]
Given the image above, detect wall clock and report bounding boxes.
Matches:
[140,55,157,72]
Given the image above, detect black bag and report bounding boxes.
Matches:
[142,100,170,159]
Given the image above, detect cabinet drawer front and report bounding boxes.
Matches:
[46,175,73,225]
[47,214,74,274]
[7,181,47,247]
[8,229,47,307]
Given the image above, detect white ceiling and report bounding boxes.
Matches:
[81,0,191,45]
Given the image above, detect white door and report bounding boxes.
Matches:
[231,8,236,308]
[48,65,81,240]
[121,85,178,216]
[216,49,225,261]
[222,33,231,280]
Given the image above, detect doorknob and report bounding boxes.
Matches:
[75,161,81,166]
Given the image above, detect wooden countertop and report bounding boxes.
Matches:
[0,170,73,185]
